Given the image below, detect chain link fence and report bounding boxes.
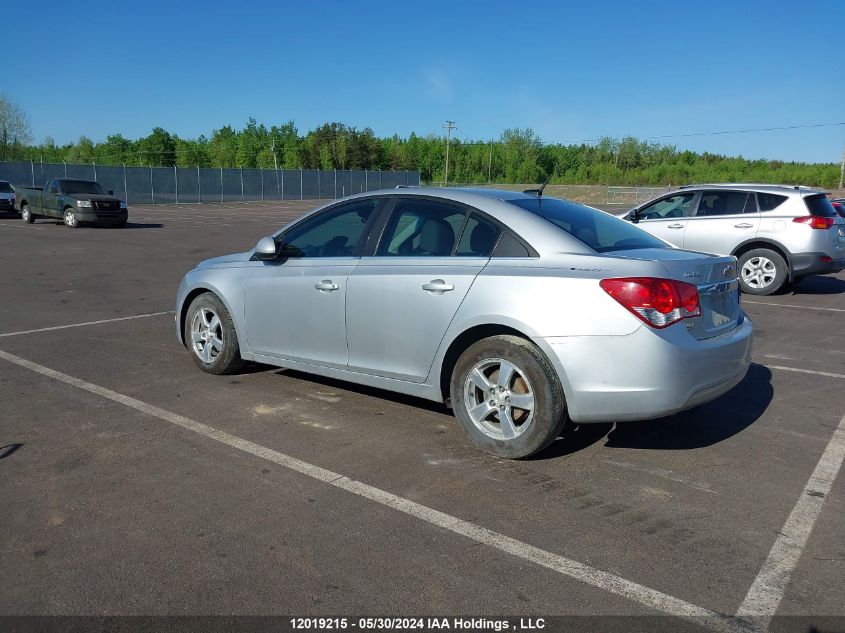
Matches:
[0,161,421,205]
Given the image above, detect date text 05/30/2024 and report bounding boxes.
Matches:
[290,618,546,631]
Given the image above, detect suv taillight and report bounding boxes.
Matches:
[793,216,835,230]
[599,277,701,328]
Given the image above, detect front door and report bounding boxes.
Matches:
[243,198,381,367]
[682,190,760,255]
[634,192,698,247]
[346,198,499,382]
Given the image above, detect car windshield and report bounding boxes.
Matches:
[61,180,105,195]
[0,182,13,192]
[511,197,669,253]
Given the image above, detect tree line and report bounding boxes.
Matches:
[1,97,840,188]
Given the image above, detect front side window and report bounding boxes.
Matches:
[377,199,468,256]
[695,191,750,216]
[278,199,378,258]
[638,193,696,220]
[513,197,668,253]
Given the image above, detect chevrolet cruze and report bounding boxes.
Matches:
[176,188,753,458]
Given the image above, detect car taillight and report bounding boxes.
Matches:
[599,277,701,329]
[793,216,835,229]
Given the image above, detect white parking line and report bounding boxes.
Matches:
[0,311,174,338]
[744,300,845,313]
[0,347,754,633]
[768,365,845,380]
[737,409,845,626]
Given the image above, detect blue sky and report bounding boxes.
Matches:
[7,0,845,162]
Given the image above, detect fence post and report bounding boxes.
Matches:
[64,161,67,178]
[150,165,155,205]
[197,165,201,203]
[93,161,97,182]
[364,169,368,192]
[240,167,244,201]
[30,160,34,186]
[379,171,382,189]
[174,165,179,204]
[220,167,223,203]
[300,168,303,200]
[277,168,282,200]
[260,168,264,202]
[123,164,128,204]
[334,169,337,199]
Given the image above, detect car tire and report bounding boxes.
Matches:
[184,292,246,375]
[738,248,787,295]
[63,208,79,228]
[21,205,34,224]
[450,335,568,459]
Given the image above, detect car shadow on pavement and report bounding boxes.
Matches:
[604,363,773,451]
[782,274,845,295]
[532,363,773,459]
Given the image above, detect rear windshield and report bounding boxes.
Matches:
[804,194,836,217]
[511,197,668,253]
[61,180,105,195]
[0,182,13,193]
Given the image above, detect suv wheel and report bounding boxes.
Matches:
[738,248,787,295]
[450,335,568,459]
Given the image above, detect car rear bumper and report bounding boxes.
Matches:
[791,251,845,277]
[543,316,753,423]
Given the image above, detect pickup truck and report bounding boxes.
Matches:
[16,178,128,228]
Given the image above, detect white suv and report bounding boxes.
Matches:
[624,184,845,294]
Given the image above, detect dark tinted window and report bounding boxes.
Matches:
[756,193,787,211]
[279,199,378,257]
[511,198,668,253]
[696,191,749,216]
[47,180,60,194]
[492,232,532,257]
[804,194,837,218]
[378,199,467,256]
[455,213,501,257]
[61,180,105,195]
[743,194,758,213]
[0,182,13,193]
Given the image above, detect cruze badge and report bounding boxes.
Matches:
[683,272,702,278]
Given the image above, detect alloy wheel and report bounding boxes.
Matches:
[463,358,535,440]
[190,307,224,364]
[741,256,776,289]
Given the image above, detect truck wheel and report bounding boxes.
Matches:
[738,248,787,295]
[63,208,79,228]
[21,205,34,224]
[450,335,568,459]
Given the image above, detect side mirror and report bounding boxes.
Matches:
[108,190,114,196]
[252,236,278,260]
[628,208,640,223]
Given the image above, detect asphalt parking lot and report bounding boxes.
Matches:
[1,200,843,632]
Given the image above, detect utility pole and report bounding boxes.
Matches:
[487,140,493,183]
[271,139,279,171]
[443,120,456,186]
[840,144,844,190]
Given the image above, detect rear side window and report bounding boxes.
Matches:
[696,191,750,216]
[492,232,532,257]
[512,198,667,253]
[377,199,468,256]
[804,194,837,217]
[756,193,787,211]
[455,213,501,257]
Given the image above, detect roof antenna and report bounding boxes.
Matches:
[523,169,554,197]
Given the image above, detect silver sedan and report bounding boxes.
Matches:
[175,188,753,458]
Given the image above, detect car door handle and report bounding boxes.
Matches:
[314,280,339,292]
[734,223,754,229]
[667,223,684,229]
[422,279,454,294]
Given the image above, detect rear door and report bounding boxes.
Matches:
[682,190,759,255]
[633,192,698,247]
[345,197,498,382]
